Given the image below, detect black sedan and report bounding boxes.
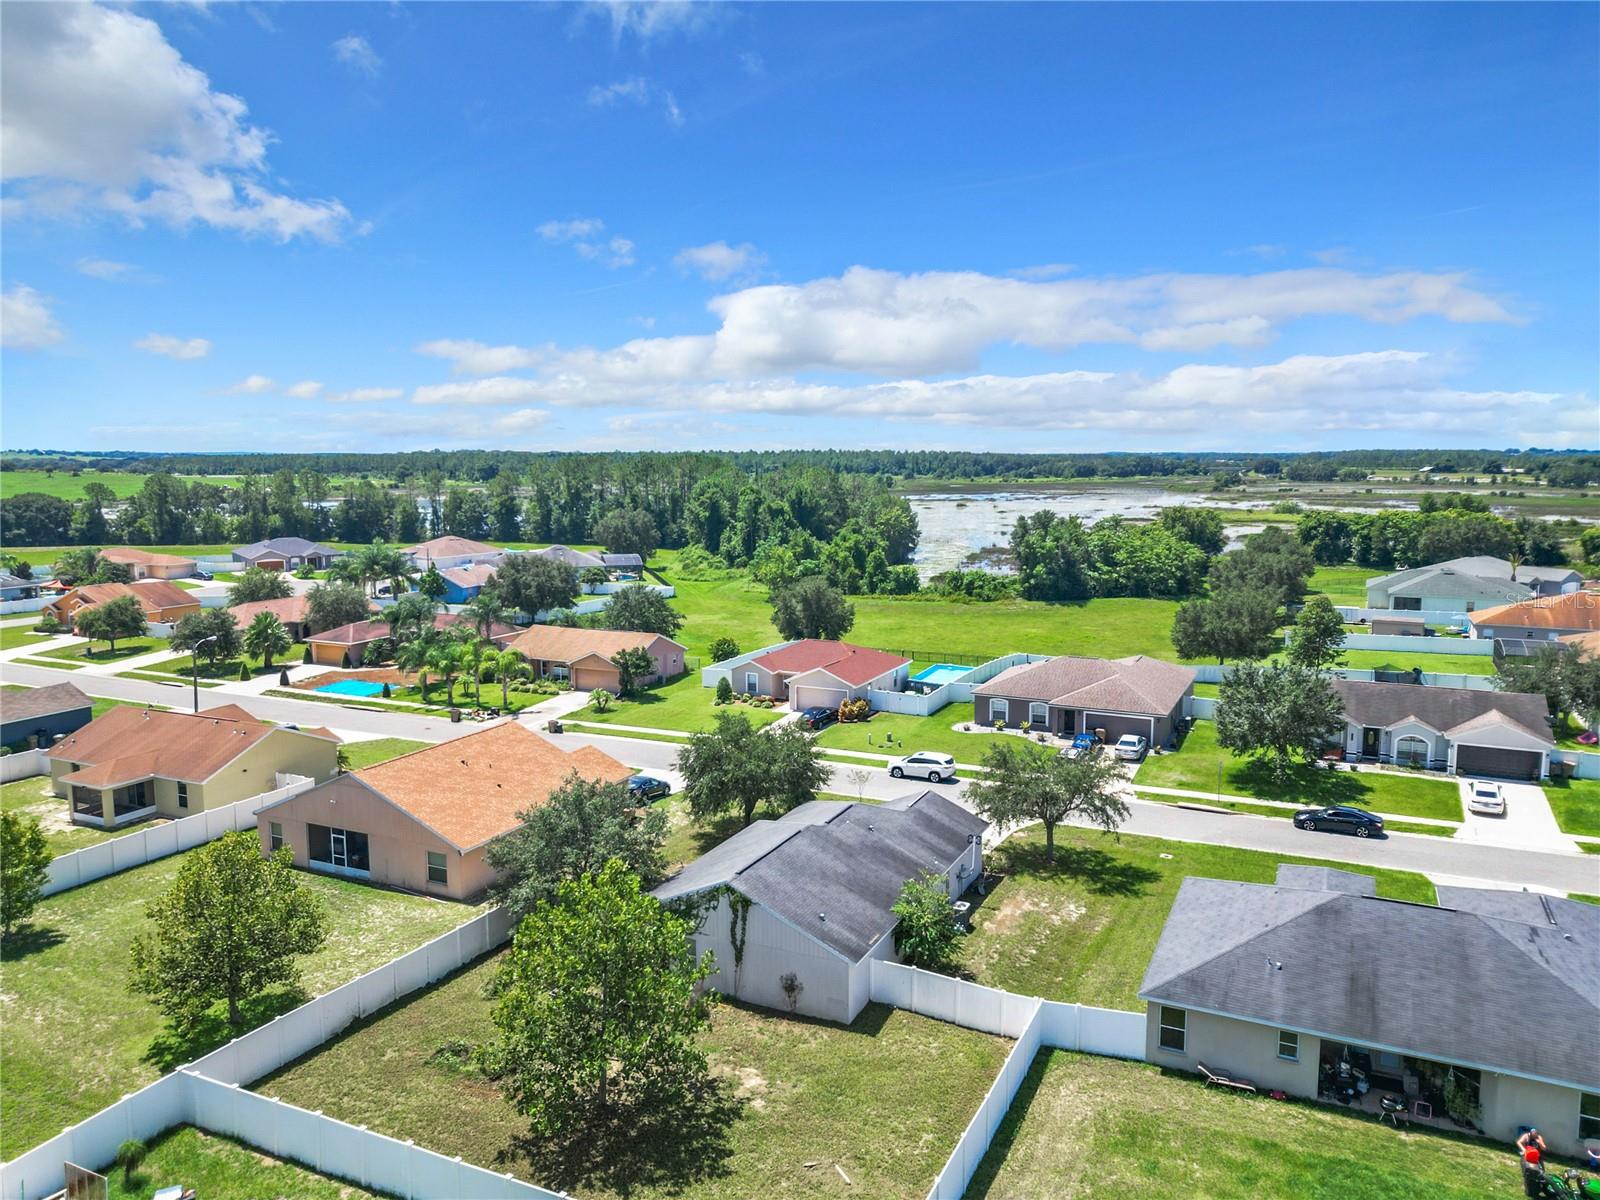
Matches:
[627,774,672,802]
[798,705,837,731]
[1293,805,1385,838]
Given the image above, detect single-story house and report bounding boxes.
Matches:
[98,547,198,580]
[1331,678,1553,779]
[503,626,685,691]
[1369,615,1427,637]
[974,654,1195,747]
[439,562,497,604]
[734,639,911,711]
[47,703,340,829]
[601,552,644,573]
[255,722,631,899]
[1468,591,1600,642]
[653,792,988,1023]
[227,594,371,643]
[44,580,201,627]
[531,544,605,570]
[404,536,505,570]
[0,682,93,748]
[1561,630,1600,659]
[232,537,341,571]
[1140,865,1599,1157]
[306,611,520,668]
[0,572,40,601]
[1365,556,1582,613]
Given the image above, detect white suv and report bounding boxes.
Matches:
[889,752,956,783]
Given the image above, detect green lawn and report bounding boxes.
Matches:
[1306,564,1372,605]
[137,650,291,681]
[814,703,1013,764]
[1543,778,1600,838]
[954,825,1435,1010]
[576,674,785,733]
[258,953,1010,1200]
[0,775,170,852]
[1335,649,1495,677]
[391,677,555,713]
[341,737,431,770]
[0,624,62,652]
[104,1124,389,1199]
[38,636,169,665]
[968,1050,1553,1200]
[0,854,483,1159]
[1133,721,1463,822]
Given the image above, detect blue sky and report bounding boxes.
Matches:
[2,1,1595,454]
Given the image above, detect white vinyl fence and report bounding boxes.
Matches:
[43,774,315,896]
[0,747,49,782]
[1336,605,1470,626]
[927,1001,1043,1200]
[1331,633,1492,655]
[1190,662,1495,692]
[0,596,50,615]
[867,653,1052,718]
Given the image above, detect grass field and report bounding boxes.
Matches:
[138,649,292,681]
[814,703,1012,764]
[1543,778,1600,838]
[953,826,1435,1009]
[0,624,63,652]
[38,636,168,665]
[1332,649,1496,676]
[1133,721,1464,822]
[0,470,188,502]
[103,1124,388,1199]
[258,953,1010,1200]
[341,737,431,770]
[1306,564,1372,605]
[967,1050,1549,1200]
[576,674,786,733]
[0,854,482,1159]
[0,775,171,852]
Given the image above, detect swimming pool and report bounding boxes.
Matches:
[316,679,387,697]
[910,663,970,687]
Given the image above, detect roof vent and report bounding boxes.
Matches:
[818,912,826,922]
[1264,956,1282,971]
[1539,895,1557,926]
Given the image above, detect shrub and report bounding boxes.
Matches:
[115,1139,148,1185]
[590,690,614,713]
[715,676,734,704]
[381,682,392,699]
[238,661,251,681]
[34,613,61,634]
[838,698,870,723]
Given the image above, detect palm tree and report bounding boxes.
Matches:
[362,539,415,599]
[492,649,529,709]
[394,633,437,701]
[425,642,461,707]
[242,611,292,671]
[326,555,365,590]
[451,640,479,706]
[461,589,511,640]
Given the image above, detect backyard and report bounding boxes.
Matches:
[0,853,482,1159]
[1306,564,1372,605]
[258,953,1010,1200]
[102,1125,387,1200]
[1133,720,1465,822]
[966,1050,1549,1200]
[953,826,1436,1010]
[0,774,169,852]
[1543,778,1600,838]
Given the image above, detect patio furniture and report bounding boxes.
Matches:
[1378,1093,1411,1127]
[1197,1062,1256,1093]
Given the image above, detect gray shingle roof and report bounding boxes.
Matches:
[234,537,337,559]
[653,792,987,962]
[533,545,605,569]
[974,654,1194,716]
[600,553,643,568]
[1141,866,1598,1090]
[1,682,93,724]
[1331,679,1553,744]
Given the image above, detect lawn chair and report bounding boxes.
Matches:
[1197,1062,1257,1093]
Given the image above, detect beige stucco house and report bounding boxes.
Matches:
[98,547,199,580]
[46,703,340,829]
[974,654,1195,747]
[503,626,685,692]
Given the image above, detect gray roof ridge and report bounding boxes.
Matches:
[1470,911,1600,1013]
[1142,880,1341,992]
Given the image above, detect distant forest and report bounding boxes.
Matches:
[4,447,1598,487]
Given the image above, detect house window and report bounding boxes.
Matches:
[307,823,371,876]
[427,851,448,886]
[990,699,1009,725]
[1158,1006,1186,1054]
[176,782,189,810]
[112,780,150,816]
[1029,702,1049,728]
[1277,1031,1299,1062]
[1393,596,1422,611]
[744,671,759,693]
[269,821,284,852]
[1394,735,1429,768]
[1581,1093,1600,1143]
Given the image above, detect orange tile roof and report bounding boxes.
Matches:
[228,595,312,630]
[67,579,197,614]
[47,704,336,784]
[99,548,197,568]
[1471,591,1600,633]
[1560,631,1600,656]
[504,625,676,665]
[308,611,518,646]
[353,722,631,851]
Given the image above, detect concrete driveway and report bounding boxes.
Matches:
[1452,777,1576,854]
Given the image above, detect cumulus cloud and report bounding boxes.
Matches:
[416,339,548,376]
[331,35,382,77]
[413,377,549,407]
[223,374,275,394]
[327,386,403,403]
[76,257,135,279]
[135,332,210,360]
[674,240,766,282]
[492,408,549,435]
[538,216,635,268]
[586,76,683,126]
[284,380,324,399]
[588,1,718,42]
[2,2,352,241]
[1,284,64,350]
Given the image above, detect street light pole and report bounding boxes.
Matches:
[192,634,218,712]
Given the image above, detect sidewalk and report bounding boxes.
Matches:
[0,633,83,662]
[1130,781,1463,828]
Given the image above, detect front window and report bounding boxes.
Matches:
[744,671,758,693]
[1581,1093,1600,1143]
[1029,702,1049,727]
[269,821,284,852]
[176,782,189,809]
[1277,1031,1299,1061]
[427,851,448,886]
[1158,1006,1186,1054]
[990,699,1009,725]
[1394,736,1429,768]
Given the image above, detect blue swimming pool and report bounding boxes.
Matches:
[316,679,386,697]
[910,663,970,687]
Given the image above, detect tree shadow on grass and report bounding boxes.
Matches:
[1231,758,1372,807]
[0,923,65,961]
[503,1071,741,1199]
[996,842,1161,898]
[142,986,309,1072]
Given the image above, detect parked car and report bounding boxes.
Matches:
[1293,805,1385,838]
[1061,732,1099,759]
[1111,734,1148,761]
[889,751,956,783]
[1466,780,1506,817]
[193,569,214,581]
[798,705,837,731]
[627,774,672,802]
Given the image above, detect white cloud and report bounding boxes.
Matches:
[223,374,275,394]
[537,217,605,242]
[284,380,324,399]
[327,386,403,403]
[2,2,352,242]
[586,76,683,126]
[0,284,64,350]
[416,339,548,376]
[674,240,766,282]
[331,35,382,77]
[739,52,765,75]
[539,217,635,268]
[76,257,135,279]
[413,377,549,406]
[588,1,717,43]
[135,332,210,360]
[492,408,550,435]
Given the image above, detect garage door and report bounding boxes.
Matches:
[1083,712,1155,744]
[792,685,849,713]
[572,665,621,692]
[1455,745,1541,780]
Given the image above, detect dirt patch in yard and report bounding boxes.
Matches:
[291,667,413,690]
[984,890,1088,936]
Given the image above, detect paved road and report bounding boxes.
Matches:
[7,660,1598,894]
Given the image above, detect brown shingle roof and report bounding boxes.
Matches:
[404,536,501,559]
[1,682,93,723]
[68,580,197,614]
[99,548,197,568]
[1330,678,1553,745]
[352,722,631,851]
[748,640,910,687]
[975,654,1195,715]
[228,595,312,630]
[1470,591,1600,633]
[308,611,517,646]
[441,563,498,589]
[46,704,337,784]
[504,625,676,666]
